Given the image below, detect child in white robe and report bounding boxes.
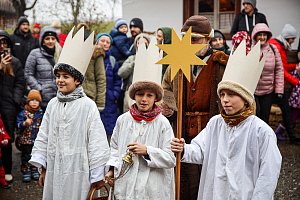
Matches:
[105,81,175,200]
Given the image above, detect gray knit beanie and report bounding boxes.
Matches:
[281,24,297,39]
[243,0,256,8]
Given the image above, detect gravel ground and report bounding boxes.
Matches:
[0,141,299,200]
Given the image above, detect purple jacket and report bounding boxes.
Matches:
[252,23,284,96]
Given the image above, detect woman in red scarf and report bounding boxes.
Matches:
[105,80,175,200]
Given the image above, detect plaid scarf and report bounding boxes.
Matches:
[221,105,254,126]
[130,104,161,122]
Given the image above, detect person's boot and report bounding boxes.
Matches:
[21,164,31,182]
[275,124,288,141]
[285,125,300,145]
[30,165,39,180]
[0,166,10,189]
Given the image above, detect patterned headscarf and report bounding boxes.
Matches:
[232,31,251,54]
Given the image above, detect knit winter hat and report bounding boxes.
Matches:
[281,24,297,39]
[130,18,144,32]
[17,16,29,27]
[27,90,42,103]
[0,30,12,48]
[128,81,164,102]
[54,63,85,83]
[33,23,41,29]
[95,33,113,44]
[232,31,251,54]
[115,18,127,29]
[217,81,254,105]
[181,15,214,38]
[51,20,62,29]
[243,0,256,8]
[40,26,59,45]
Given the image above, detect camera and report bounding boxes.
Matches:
[3,48,11,57]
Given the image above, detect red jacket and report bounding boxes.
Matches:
[0,115,10,157]
[269,38,298,86]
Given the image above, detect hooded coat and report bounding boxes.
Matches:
[251,23,284,96]
[230,8,268,37]
[24,27,60,108]
[10,25,39,67]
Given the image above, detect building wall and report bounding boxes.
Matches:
[122,0,183,33]
[258,0,300,49]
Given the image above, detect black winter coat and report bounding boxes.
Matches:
[0,57,25,139]
[10,29,39,68]
[230,9,268,37]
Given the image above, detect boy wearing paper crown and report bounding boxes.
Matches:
[16,89,43,182]
[171,40,282,199]
[104,36,175,200]
[29,27,110,200]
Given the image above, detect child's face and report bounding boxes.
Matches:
[135,90,157,112]
[118,25,128,34]
[29,99,40,109]
[97,36,111,51]
[55,70,80,95]
[219,89,247,115]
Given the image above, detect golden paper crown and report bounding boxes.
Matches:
[57,27,94,76]
[221,40,266,95]
[132,35,162,84]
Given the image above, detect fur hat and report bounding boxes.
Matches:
[17,16,29,27]
[217,81,253,105]
[128,81,164,102]
[181,15,214,38]
[27,90,42,103]
[281,24,297,39]
[243,0,256,8]
[51,20,62,29]
[130,18,144,32]
[115,18,127,29]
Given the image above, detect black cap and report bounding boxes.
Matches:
[17,16,29,28]
[0,30,12,47]
[130,18,143,32]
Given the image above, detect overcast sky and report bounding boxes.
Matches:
[25,0,122,24]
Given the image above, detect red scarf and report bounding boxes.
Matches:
[130,104,161,122]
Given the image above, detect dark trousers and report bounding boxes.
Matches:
[117,89,125,114]
[290,108,300,130]
[273,89,295,137]
[180,163,201,200]
[255,93,273,123]
[1,142,12,174]
[19,144,33,165]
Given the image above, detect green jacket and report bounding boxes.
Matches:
[82,47,106,111]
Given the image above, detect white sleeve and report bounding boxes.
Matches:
[181,128,207,165]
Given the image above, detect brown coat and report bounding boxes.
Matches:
[162,50,228,140]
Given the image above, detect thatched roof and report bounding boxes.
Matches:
[0,0,16,17]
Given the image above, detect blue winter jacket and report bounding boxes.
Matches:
[110,28,132,66]
[100,51,122,134]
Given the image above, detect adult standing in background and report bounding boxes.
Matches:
[269,24,300,144]
[10,16,39,69]
[51,20,67,47]
[0,30,25,183]
[96,33,122,141]
[210,30,231,55]
[156,27,172,78]
[82,36,106,113]
[251,23,284,124]
[230,0,268,38]
[24,27,60,110]
[118,18,144,114]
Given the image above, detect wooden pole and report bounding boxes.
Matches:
[175,69,183,200]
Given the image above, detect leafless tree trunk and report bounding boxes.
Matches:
[61,0,82,25]
[10,0,38,18]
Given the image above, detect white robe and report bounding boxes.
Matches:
[107,112,175,200]
[29,96,110,200]
[182,115,282,200]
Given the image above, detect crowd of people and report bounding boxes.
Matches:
[0,0,299,199]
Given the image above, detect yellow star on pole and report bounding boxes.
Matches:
[156,27,207,82]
